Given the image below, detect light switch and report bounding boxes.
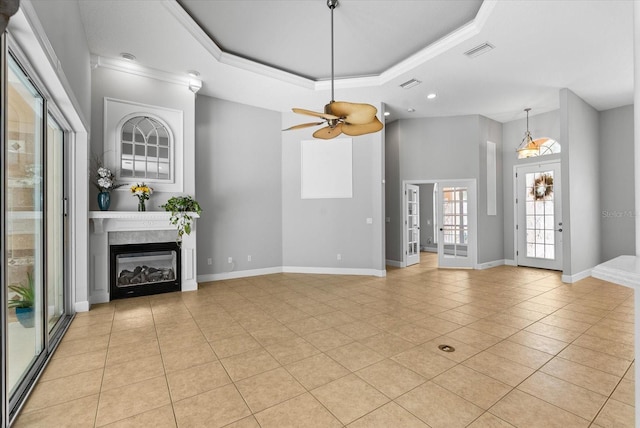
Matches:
[366,218,373,224]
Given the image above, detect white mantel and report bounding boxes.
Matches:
[88,211,199,304]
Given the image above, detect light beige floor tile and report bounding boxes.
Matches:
[254,392,342,428]
[413,316,462,334]
[304,327,354,351]
[102,354,165,391]
[462,351,534,387]
[325,341,385,372]
[173,384,252,428]
[490,389,590,428]
[348,402,429,427]
[486,340,553,369]
[63,322,113,341]
[433,365,512,409]
[539,313,593,333]
[161,341,217,373]
[391,344,457,380]
[422,336,483,363]
[467,412,515,427]
[285,353,350,389]
[22,368,103,413]
[40,349,106,381]
[95,376,171,427]
[311,374,389,425]
[396,381,484,427]
[249,324,298,346]
[335,320,381,340]
[100,404,176,427]
[264,336,320,365]
[223,416,260,428]
[572,334,635,360]
[235,367,306,413]
[467,320,519,339]
[166,360,231,401]
[518,371,607,420]
[540,357,621,396]
[355,358,426,398]
[108,326,157,348]
[210,332,262,359]
[220,348,281,381]
[558,344,632,377]
[391,322,441,345]
[54,334,111,359]
[507,330,568,355]
[13,394,99,428]
[110,315,154,332]
[525,322,582,342]
[285,316,330,335]
[359,332,415,358]
[610,378,635,407]
[445,326,503,350]
[593,398,635,428]
[106,338,160,366]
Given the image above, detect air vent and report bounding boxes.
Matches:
[400,79,422,89]
[464,42,495,58]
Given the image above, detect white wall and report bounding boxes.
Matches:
[599,104,635,261]
[195,96,283,276]
[89,66,196,211]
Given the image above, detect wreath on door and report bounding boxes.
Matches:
[531,173,554,200]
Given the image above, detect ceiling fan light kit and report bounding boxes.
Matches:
[284,0,383,140]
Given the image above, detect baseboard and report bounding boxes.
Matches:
[562,268,592,283]
[282,266,387,277]
[89,291,109,305]
[198,266,284,282]
[475,259,506,270]
[386,259,402,268]
[504,259,517,266]
[74,301,90,312]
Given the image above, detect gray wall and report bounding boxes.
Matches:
[599,105,635,261]
[385,121,402,261]
[31,0,91,125]
[502,109,561,261]
[195,96,283,274]
[561,88,601,276]
[386,115,504,265]
[281,110,385,271]
[89,66,196,211]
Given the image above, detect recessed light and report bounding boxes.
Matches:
[120,52,136,61]
[187,70,200,77]
[407,108,415,113]
[427,93,437,100]
[384,111,391,117]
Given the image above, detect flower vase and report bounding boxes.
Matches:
[97,191,111,211]
[138,200,146,212]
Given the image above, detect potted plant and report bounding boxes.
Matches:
[161,195,202,242]
[8,272,35,328]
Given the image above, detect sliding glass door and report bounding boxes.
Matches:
[3,50,70,423]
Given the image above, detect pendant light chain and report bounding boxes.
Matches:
[330,1,335,103]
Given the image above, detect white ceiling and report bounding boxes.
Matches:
[78,0,633,123]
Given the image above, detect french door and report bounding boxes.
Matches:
[437,180,476,268]
[405,184,420,266]
[515,162,563,270]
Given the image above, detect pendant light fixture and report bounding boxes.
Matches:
[516,108,540,159]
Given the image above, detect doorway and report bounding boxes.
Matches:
[402,179,477,269]
[515,161,563,270]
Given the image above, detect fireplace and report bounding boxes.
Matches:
[110,242,181,300]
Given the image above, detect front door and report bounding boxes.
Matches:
[405,184,420,266]
[516,162,563,270]
[437,181,476,268]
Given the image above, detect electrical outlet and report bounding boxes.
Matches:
[228,257,233,263]
[337,253,342,261]
[207,258,212,265]
[248,255,252,262]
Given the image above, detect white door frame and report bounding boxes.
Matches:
[405,184,421,266]
[402,179,477,269]
[437,180,478,269]
[513,159,563,270]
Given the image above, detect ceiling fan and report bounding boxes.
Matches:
[284,0,384,140]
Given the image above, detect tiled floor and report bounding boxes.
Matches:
[14,253,635,427]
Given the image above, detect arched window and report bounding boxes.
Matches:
[517,138,561,159]
[119,116,172,180]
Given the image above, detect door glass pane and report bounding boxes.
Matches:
[6,55,45,396]
[441,187,468,257]
[524,170,555,259]
[47,115,64,330]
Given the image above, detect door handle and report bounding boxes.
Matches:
[556,228,563,232]
[439,228,443,231]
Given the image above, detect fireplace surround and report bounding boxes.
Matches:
[89,211,198,304]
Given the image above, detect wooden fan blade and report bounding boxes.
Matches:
[283,121,325,131]
[292,108,339,120]
[341,117,384,136]
[328,101,378,125]
[313,123,343,139]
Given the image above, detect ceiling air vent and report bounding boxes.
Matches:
[400,79,422,89]
[464,42,495,58]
